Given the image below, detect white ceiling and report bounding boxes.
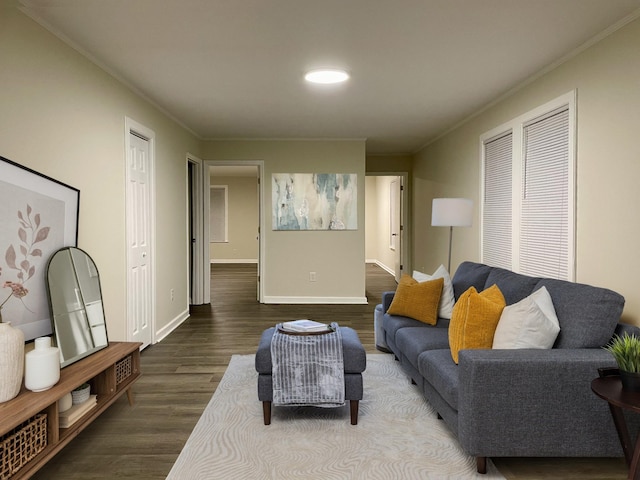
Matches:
[19,0,640,155]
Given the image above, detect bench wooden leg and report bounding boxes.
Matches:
[263,401,271,425]
[350,400,359,425]
[126,387,134,406]
[476,456,487,474]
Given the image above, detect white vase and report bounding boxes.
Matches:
[0,321,25,403]
[25,336,60,392]
[58,392,73,412]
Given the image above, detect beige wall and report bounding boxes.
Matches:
[366,154,413,174]
[8,3,638,334]
[0,9,201,340]
[412,16,640,324]
[210,176,259,262]
[203,140,366,303]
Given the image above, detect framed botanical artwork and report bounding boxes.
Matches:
[0,156,79,341]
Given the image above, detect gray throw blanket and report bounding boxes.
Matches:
[271,322,344,407]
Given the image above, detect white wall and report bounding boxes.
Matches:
[412,16,640,325]
[204,140,366,303]
[0,9,201,340]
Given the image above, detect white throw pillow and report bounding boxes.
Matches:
[412,265,455,319]
[492,286,560,349]
[412,270,431,283]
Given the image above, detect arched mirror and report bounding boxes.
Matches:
[46,247,108,367]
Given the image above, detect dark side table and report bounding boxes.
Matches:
[592,376,640,480]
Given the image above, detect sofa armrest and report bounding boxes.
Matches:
[457,348,620,457]
[382,291,396,313]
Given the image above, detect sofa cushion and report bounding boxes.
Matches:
[484,267,540,305]
[449,285,506,364]
[413,264,455,319]
[452,261,493,300]
[418,349,460,411]
[493,286,560,349]
[387,274,443,325]
[382,314,428,345]
[395,327,450,371]
[536,278,624,348]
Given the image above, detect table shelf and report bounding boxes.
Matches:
[0,342,141,479]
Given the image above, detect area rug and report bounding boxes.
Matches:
[167,354,505,479]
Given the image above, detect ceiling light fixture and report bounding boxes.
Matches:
[304,69,350,84]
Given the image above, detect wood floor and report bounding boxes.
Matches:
[31,264,627,479]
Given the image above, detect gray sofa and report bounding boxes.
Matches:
[376,261,639,473]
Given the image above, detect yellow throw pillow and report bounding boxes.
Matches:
[449,284,506,364]
[387,274,444,325]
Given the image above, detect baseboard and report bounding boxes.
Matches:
[263,296,368,305]
[155,308,190,343]
[367,259,395,276]
[211,259,258,264]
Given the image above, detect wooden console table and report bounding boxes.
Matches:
[592,376,640,480]
[0,341,141,479]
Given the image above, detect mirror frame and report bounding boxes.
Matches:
[45,247,109,368]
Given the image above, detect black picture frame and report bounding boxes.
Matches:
[0,156,79,341]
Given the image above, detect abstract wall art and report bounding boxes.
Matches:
[272,173,357,231]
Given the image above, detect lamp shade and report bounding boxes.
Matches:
[431,198,473,227]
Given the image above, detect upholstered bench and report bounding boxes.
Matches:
[255,326,366,425]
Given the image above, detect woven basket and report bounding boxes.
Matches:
[0,413,47,479]
[115,355,133,385]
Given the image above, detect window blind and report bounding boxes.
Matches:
[482,132,513,269]
[520,108,569,280]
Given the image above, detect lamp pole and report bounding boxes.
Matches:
[447,226,453,273]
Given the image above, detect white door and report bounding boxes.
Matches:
[126,129,154,349]
[390,177,402,282]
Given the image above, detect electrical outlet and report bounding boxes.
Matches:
[170,289,174,301]
[309,272,317,282]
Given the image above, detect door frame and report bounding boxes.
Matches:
[389,176,402,282]
[187,154,206,305]
[202,160,265,303]
[366,172,410,280]
[124,117,156,347]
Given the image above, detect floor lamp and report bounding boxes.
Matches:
[431,198,473,272]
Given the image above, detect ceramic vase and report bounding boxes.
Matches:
[58,392,73,412]
[620,370,640,392]
[25,336,60,392]
[0,320,25,403]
